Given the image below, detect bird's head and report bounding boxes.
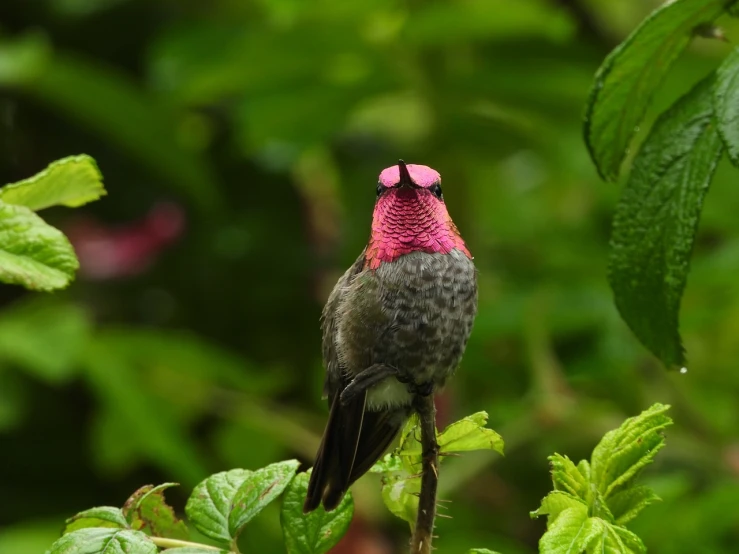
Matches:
[365,160,471,269]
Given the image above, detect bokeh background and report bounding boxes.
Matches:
[2,0,739,552]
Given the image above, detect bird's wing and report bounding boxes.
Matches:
[304,251,367,513]
[320,250,366,400]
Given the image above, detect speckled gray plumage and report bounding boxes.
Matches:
[304,248,477,512]
[334,248,477,407]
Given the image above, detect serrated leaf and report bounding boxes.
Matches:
[437,411,504,455]
[530,491,586,524]
[608,486,661,525]
[608,75,722,367]
[714,46,739,168]
[0,154,105,211]
[48,528,157,554]
[591,404,673,499]
[539,503,646,554]
[228,459,300,535]
[538,503,592,553]
[63,507,128,534]
[122,483,189,540]
[577,459,591,483]
[280,471,353,554]
[0,201,78,291]
[549,454,588,500]
[590,488,615,523]
[584,0,731,181]
[185,469,252,543]
[373,411,503,524]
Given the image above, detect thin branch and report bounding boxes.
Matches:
[410,394,439,554]
[150,536,232,552]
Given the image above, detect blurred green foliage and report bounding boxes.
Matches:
[1,0,739,552]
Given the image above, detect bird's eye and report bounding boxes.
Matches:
[376,183,385,197]
[429,183,443,199]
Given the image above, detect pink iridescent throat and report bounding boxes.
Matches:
[365,180,471,270]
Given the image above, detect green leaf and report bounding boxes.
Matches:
[395,413,423,463]
[530,491,586,524]
[468,550,503,554]
[608,75,723,367]
[48,528,157,554]
[369,452,403,474]
[229,459,300,535]
[280,471,354,554]
[607,486,661,525]
[549,454,589,500]
[535,405,671,553]
[714,46,739,168]
[0,154,105,211]
[0,201,78,291]
[539,503,646,554]
[185,469,260,543]
[538,504,592,553]
[372,412,503,524]
[122,483,189,540]
[63,507,128,534]
[584,0,731,180]
[591,404,673,499]
[380,471,421,524]
[437,411,505,455]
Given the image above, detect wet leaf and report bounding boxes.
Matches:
[714,46,739,168]
[609,75,722,367]
[584,0,732,180]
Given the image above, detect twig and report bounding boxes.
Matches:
[150,537,233,552]
[410,394,439,554]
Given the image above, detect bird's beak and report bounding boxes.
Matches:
[397,160,414,188]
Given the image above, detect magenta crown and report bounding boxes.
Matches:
[378,161,441,189]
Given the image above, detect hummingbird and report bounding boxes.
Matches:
[303,160,478,513]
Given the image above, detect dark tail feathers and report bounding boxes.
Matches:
[303,393,405,513]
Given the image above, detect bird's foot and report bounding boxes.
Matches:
[399,376,434,396]
[340,363,399,405]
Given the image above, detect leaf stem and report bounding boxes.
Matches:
[411,394,439,554]
[149,536,231,551]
